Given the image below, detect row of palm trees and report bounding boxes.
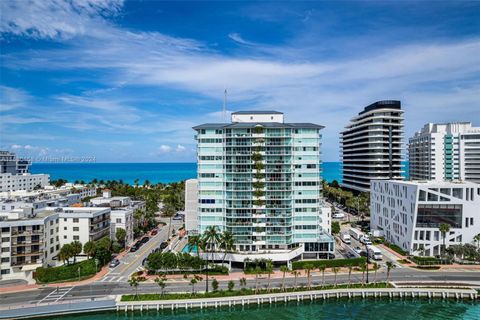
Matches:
[186,226,235,292]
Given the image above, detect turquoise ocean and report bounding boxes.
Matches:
[30,162,343,184]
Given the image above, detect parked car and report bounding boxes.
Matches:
[140,236,150,244]
[333,212,345,219]
[109,259,120,268]
[151,229,158,236]
[354,247,363,255]
[160,241,168,250]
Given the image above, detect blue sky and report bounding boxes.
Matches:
[1,0,479,162]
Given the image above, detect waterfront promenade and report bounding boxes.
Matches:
[1,286,478,319]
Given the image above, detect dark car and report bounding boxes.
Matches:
[109,259,120,268]
[160,241,168,250]
[141,236,150,244]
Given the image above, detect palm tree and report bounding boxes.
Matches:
[280,265,289,291]
[128,276,140,298]
[360,262,367,285]
[83,241,96,259]
[220,231,235,266]
[265,259,273,292]
[202,226,221,293]
[190,277,198,294]
[59,243,73,265]
[291,270,300,290]
[254,266,262,293]
[162,203,177,239]
[155,276,167,296]
[187,235,202,258]
[474,233,480,249]
[318,265,326,286]
[239,277,247,290]
[385,261,396,284]
[71,241,82,264]
[439,223,451,257]
[372,262,380,283]
[332,267,340,287]
[304,264,314,289]
[347,265,353,286]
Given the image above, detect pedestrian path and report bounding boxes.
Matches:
[100,276,127,283]
[37,286,74,304]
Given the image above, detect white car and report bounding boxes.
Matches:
[353,247,363,255]
[333,212,345,219]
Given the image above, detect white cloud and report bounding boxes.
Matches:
[176,144,186,152]
[0,0,123,40]
[0,86,31,111]
[158,145,172,153]
[228,33,256,46]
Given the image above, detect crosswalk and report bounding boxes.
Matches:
[100,275,127,282]
[38,286,74,304]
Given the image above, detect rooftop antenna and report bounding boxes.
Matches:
[223,88,227,122]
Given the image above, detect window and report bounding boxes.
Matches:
[1,269,10,275]
[63,235,67,239]
[116,218,122,223]
[73,236,79,240]
[1,247,9,252]
[1,237,9,242]
[1,257,9,263]
[416,204,463,228]
[73,227,79,231]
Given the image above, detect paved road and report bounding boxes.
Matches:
[1,268,478,307]
[101,220,184,283]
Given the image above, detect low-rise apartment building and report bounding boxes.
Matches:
[110,208,134,246]
[370,180,480,256]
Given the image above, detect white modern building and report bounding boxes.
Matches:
[184,179,199,234]
[193,110,334,263]
[0,208,60,282]
[341,101,404,192]
[58,207,111,247]
[0,151,50,192]
[370,180,480,256]
[110,208,134,246]
[409,122,480,183]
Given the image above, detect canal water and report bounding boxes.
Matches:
[47,298,479,320]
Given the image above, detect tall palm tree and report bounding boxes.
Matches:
[280,265,289,291]
[318,265,326,286]
[187,235,202,258]
[254,266,262,293]
[290,270,300,290]
[304,264,314,289]
[372,262,380,283]
[439,223,451,257]
[347,265,353,286]
[220,231,235,265]
[202,226,221,293]
[162,203,177,239]
[385,261,396,284]
[332,267,340,287]
[265,259,273,292]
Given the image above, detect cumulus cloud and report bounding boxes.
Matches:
[176,144,186,152]
[0,0,123,40]
[158,145,172,153]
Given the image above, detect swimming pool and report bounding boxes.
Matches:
[182,244,198,254]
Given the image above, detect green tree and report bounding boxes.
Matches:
[190,277,198,294]
[239,277,247,290]
[385,261,396,283]
[211,278,219,292]
[290,270,300,290]
[332,267,340,287]
[227,280,235,291]
[83,241,96,259]
[304,263,314,289]
[220,231,235,265]
[318,265,326,286]
[128,276,140,297]
[162,203,177,239]
[331,221,341,236]
[265,259,273,292]
[70,241,82,263]
[59,243,73,265]
[254,266,261,293]
[347,265,353,286]
[439,223,451,256]
[474,233,480,249]
[115,228,127,248]
[155,275,167,296]
[280,265,289,291]
[202,225,221,293]
[187,235,202,258]
[372,262,380,283]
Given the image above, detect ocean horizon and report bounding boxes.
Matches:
[30,162,344,184]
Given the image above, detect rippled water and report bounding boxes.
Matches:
[49,299,479,320]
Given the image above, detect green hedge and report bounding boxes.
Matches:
[35,259,97,283]
[383,243,408,256]
[292,257,366,270]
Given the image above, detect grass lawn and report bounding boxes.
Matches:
[35,259,98,284]
[121,282,391,301]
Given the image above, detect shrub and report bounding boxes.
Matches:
[212,278,219,292]
[35,259,96,283]
[292,257,366,270]
[383,242,408,256]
